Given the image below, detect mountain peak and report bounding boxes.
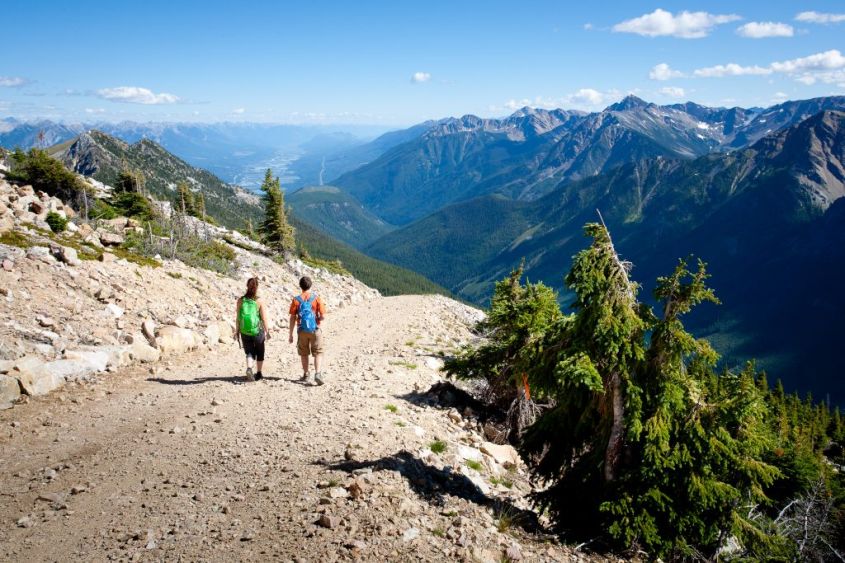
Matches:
[606,95,650,112]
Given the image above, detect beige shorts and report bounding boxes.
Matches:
[297,329,324,357]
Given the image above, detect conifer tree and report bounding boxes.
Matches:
[176,181,196,216]
[258,169,296,254]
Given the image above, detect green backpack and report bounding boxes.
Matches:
[238,298,260,336]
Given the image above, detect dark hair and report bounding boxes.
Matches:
[245,277,258,300]
[299,276,312,291]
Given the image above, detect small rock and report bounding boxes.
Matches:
[16,516,34,528]
[506,545,523,561]
[328,487,348,499]
[318,514,340,529]
[70,485,87,495]
[402,527,419,542]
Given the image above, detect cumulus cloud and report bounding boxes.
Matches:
[736,22,794,38]
[503,88,620,111]
[613,9,740,39]
[96,86,180,104]
[658,86,686,98]
[0,76,30,88]
[411,72,431,83]
[232,108,246,114]
[649,63,684,80]
[693,63,772,77]
[795,11,845,24]
[691,49,845,85]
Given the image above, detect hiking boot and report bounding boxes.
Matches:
[245,367,255,382]
[254,372,263,381]
[315,372,326,386]
[299,372,313,385]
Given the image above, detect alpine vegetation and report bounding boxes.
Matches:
[446,221,845,560]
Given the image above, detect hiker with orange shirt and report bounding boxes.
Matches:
[289,276,326,385]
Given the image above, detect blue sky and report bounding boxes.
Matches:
[2,1,844,125]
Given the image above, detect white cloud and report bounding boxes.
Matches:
[772,92,789,102]
[612,9,741,39]
[649,63,684,80]
[693,63,772,77]
[0,76,30,87]
[736,22,794,38]
[84,108,106,114]
[411,72,431,83]
[503,88,620,112]
[658,86,686,98]
[583,23,594,30]
[770,49,845,73]
[96,86,179,104]
[690,49,845,86]
[795,11,845,24]
[232,108,246,114]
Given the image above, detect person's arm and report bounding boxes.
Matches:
[233,297,241,339]
[288,313,297,343]
[258,299,271,339]
[317,297,326,323]
[288,298,297,344]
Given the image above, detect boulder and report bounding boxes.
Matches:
[0,374,21,405]
[141,319,157,346]
[63,349,110,372]
[97,230,124,246]
[156,326,201,355]
[130,338,161,363]
[50,244,81,267]
[481,442,520,467]
[26,246,55,264]
[77,223,94,238]
[103,217,129,231]
[99,252,116,262]
[202,323,220,347]
[13,361,66,395]
[0,213,13,234]
[104,303,124,318]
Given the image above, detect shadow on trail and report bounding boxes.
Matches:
[321,449,541,534]
[396,381,503,424]
[147,376,283,385]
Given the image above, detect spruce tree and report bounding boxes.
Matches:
[176,181,196,216]
[258,169,295,254]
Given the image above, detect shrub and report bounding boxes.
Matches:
[45,211,67,233]
[7,148,87,202]
[430,440,447,454]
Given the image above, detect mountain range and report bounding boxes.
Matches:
[329,95,845,225]
[360,107,845,403]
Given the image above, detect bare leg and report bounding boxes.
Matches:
[256,360,264,373]
[300,355,309,373]
[313,354,322,374]
[245,356,254,370]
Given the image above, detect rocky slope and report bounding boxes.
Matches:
[0,171,614,562]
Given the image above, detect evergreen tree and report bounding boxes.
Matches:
[176,181,196,216]
[258,169,295,254]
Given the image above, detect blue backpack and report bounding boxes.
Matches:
[296,293,318,333]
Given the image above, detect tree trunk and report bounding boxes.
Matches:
[604,371,624,482]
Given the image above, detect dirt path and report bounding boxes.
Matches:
[0,295,588,562]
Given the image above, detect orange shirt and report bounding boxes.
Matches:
[289,291,325,325]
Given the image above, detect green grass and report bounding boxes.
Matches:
[465,460,483,472]
[385,404,398,414]
[301,255,350,276]
[0,231,33,248]
[490,477,514,488]
[167,271,183,279]
[389,360,418,370]
[429,440,447,454]
[395,421,407,428]
[431,527,446,538]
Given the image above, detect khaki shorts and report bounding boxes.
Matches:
[297,329,324,357]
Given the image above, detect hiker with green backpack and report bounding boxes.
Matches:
[235,277,270,382]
